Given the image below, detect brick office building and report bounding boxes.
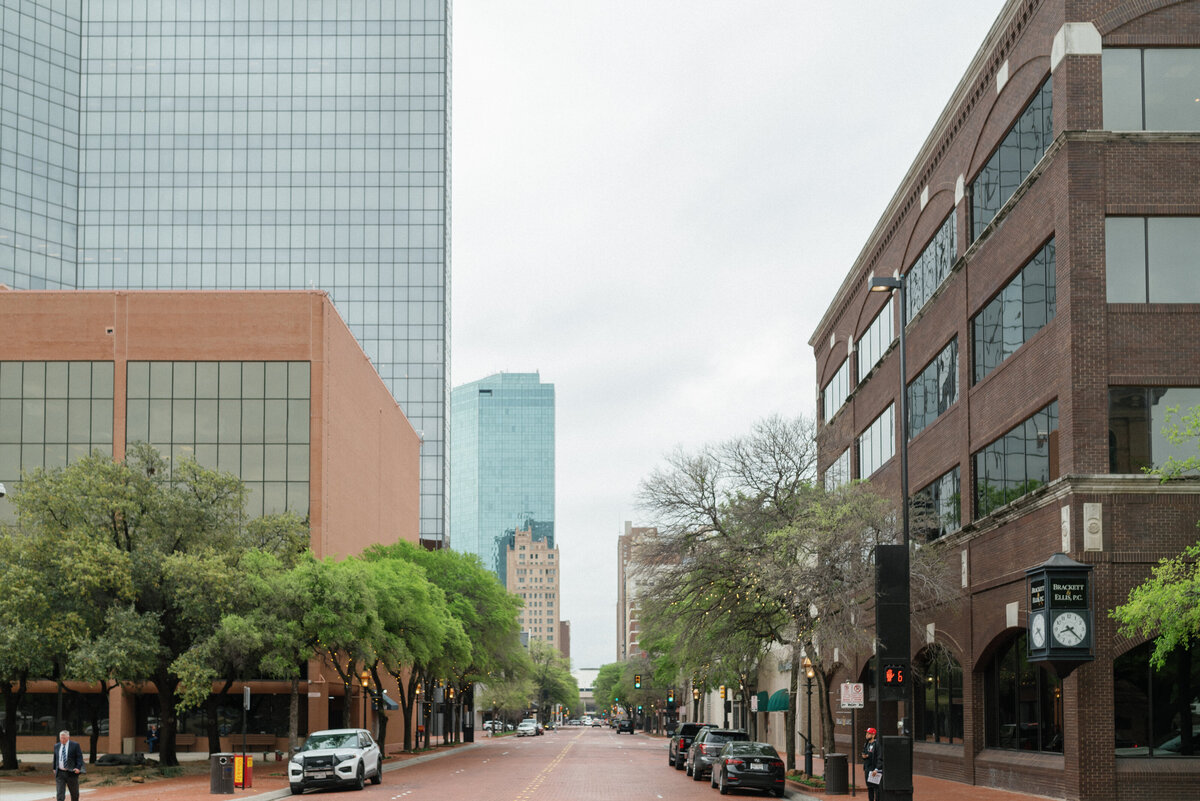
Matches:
[810,1,1200,799]
[0,289,420,754]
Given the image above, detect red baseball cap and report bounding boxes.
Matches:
[866,727,877,735]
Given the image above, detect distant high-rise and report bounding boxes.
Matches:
[0,0,450,545]
[501,522,562,653]
[450,372,554,579]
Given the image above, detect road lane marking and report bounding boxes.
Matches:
[508,731,583,801]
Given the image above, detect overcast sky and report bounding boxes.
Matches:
[450,1,1008,669]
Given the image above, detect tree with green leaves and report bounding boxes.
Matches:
[527,639,579,723]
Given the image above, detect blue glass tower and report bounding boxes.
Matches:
[450,373,555,581]
[0,0,449,544]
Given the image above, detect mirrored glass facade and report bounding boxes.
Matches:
[450,373,555,583]
[0,0,449,543]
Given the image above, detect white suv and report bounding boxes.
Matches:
[288,728,382,794]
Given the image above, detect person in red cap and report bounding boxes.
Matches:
[862,726,881,800]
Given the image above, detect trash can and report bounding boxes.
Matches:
[463,722,474,743]
[823,753,849,795]
[234,753,253,788]
[209,753,234,794]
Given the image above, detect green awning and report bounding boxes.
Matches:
[767,688,790,712]
[755,691,769,711]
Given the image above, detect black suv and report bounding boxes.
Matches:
[617,718,635,734]
[686,727,750,781]
[669,722,714,770]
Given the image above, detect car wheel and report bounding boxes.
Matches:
[686,760,693,776]
[353,764,364,791]
[773,789,786,798]
[711,768,718,788]
[290,784,304,795]
[719,771,730,795]
[668,753,675,767]
[676,757,686,771]
[692,764,704,781]
[370,762,382,785]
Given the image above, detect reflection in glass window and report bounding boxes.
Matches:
[971,77,1054,240]
[909,338,958,439]
[857,405,895,479]
[985,633,1063,752]
[911,466,960,542]
[973,401,1058,519]
[823,359,851,423]
[973,240,1056,383]
[1113,640,1199,758]
[1109,387,1200,473]
[906,212,958,320]
[1105,218,1200,303]
[1103,49,1200,131]
[824,448,851,490]
[857,303,894,383]
[915,645,964,744]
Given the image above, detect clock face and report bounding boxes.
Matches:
[1052,611,1087,647]
[1030,612,1046,648]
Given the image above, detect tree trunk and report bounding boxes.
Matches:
[288,678,300,755]
[786,646,799,772]
[370,666,388,748]
[0,676,27,770]
[206,679,234,755]
[155,673,181,767]
[819,670,836,754]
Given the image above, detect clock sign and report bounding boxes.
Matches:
[1026,552,1094,676]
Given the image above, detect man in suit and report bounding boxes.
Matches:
[53,730,84,801]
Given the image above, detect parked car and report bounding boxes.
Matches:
[617,718,635,734]
[516,720,538,737]
[591,719,603,727]
[710,740,786,796]
[669,722,714,769]
[288,728,382,794]
[685,727,750,781]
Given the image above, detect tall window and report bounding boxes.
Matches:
[986,633,1063,752]
[1103,48,1200,131]
[911,466,961,542]
[1109,387,1200,473]
[1114,641,1198,757]
[823,359,851,423]
[973,239,1056,383]
[906,211,958,320]
[909,338,958,438]
[974,401,1058,519]
[857,303,894,383]
[825,448,851,490]
[1105,218,1200,303]
[971,77,1054,240]
[915,646,964,744]
[858,405,895,479]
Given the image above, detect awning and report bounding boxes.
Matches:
[755,691,769,712]
[767,688,790,712]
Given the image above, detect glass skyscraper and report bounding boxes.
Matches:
[450,372,555,582]
[0,0,449,544]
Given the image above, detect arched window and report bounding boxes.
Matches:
[1114,641,1198,757]
[914,645,963,744]
[984,632,1062,752]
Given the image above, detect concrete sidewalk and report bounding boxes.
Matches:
[785,755,1060,801]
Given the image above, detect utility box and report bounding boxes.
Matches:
[234,754,253,788]
[209,753,234,794]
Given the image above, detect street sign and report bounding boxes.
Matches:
[750,695,758,713]
[840,682,864,709]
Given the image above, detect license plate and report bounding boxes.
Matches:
[751,763,767,771]
[305,771,329,778]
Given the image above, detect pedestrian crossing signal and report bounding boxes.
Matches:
[883,664,906,686]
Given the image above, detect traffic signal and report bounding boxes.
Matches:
[637,705,643,713]
[719,684,726,699]
[668,689,674,703]
[634,674,642,689]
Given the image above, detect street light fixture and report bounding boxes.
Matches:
[360,669,371,734]
[868,273,913,801]
[802,656,815,778]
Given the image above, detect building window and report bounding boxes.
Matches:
[971,76,1053,240]
[973,401,1058,519]
[973,239,1056,383]
[857,303,894,383]
[985,632,1063,752]
[823,359,851,423]
[906,211,958,320]
[915,645,964,744]
[1114,640,1199,757]
[857,404,895,479]
[1109,387,1200,473]
[824,448,851,490]
[1103,48,1200,131]
[911,466,961,542]
[1105,217,1200,303]
[908,338,958,439]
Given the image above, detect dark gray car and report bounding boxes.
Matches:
[669,722,715,769]
[685,727,750,781]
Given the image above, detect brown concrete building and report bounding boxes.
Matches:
[810,2,1200,799]
[503,523,563,653]
[616,521,657,662]
[0,289,420,754]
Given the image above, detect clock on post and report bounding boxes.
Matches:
[1026,552,1094,676]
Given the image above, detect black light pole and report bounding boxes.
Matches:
[803,656,815,777]
[692,687,700,722]
[869,273,913,801]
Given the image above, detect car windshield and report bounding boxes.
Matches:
[301,732,359,751]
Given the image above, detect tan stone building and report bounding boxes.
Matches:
[502,523,563,653]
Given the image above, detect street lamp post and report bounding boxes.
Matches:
[360,669,370,734]
[802,656,815,777]
[869,273,913,801]
[692,687,700,722]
